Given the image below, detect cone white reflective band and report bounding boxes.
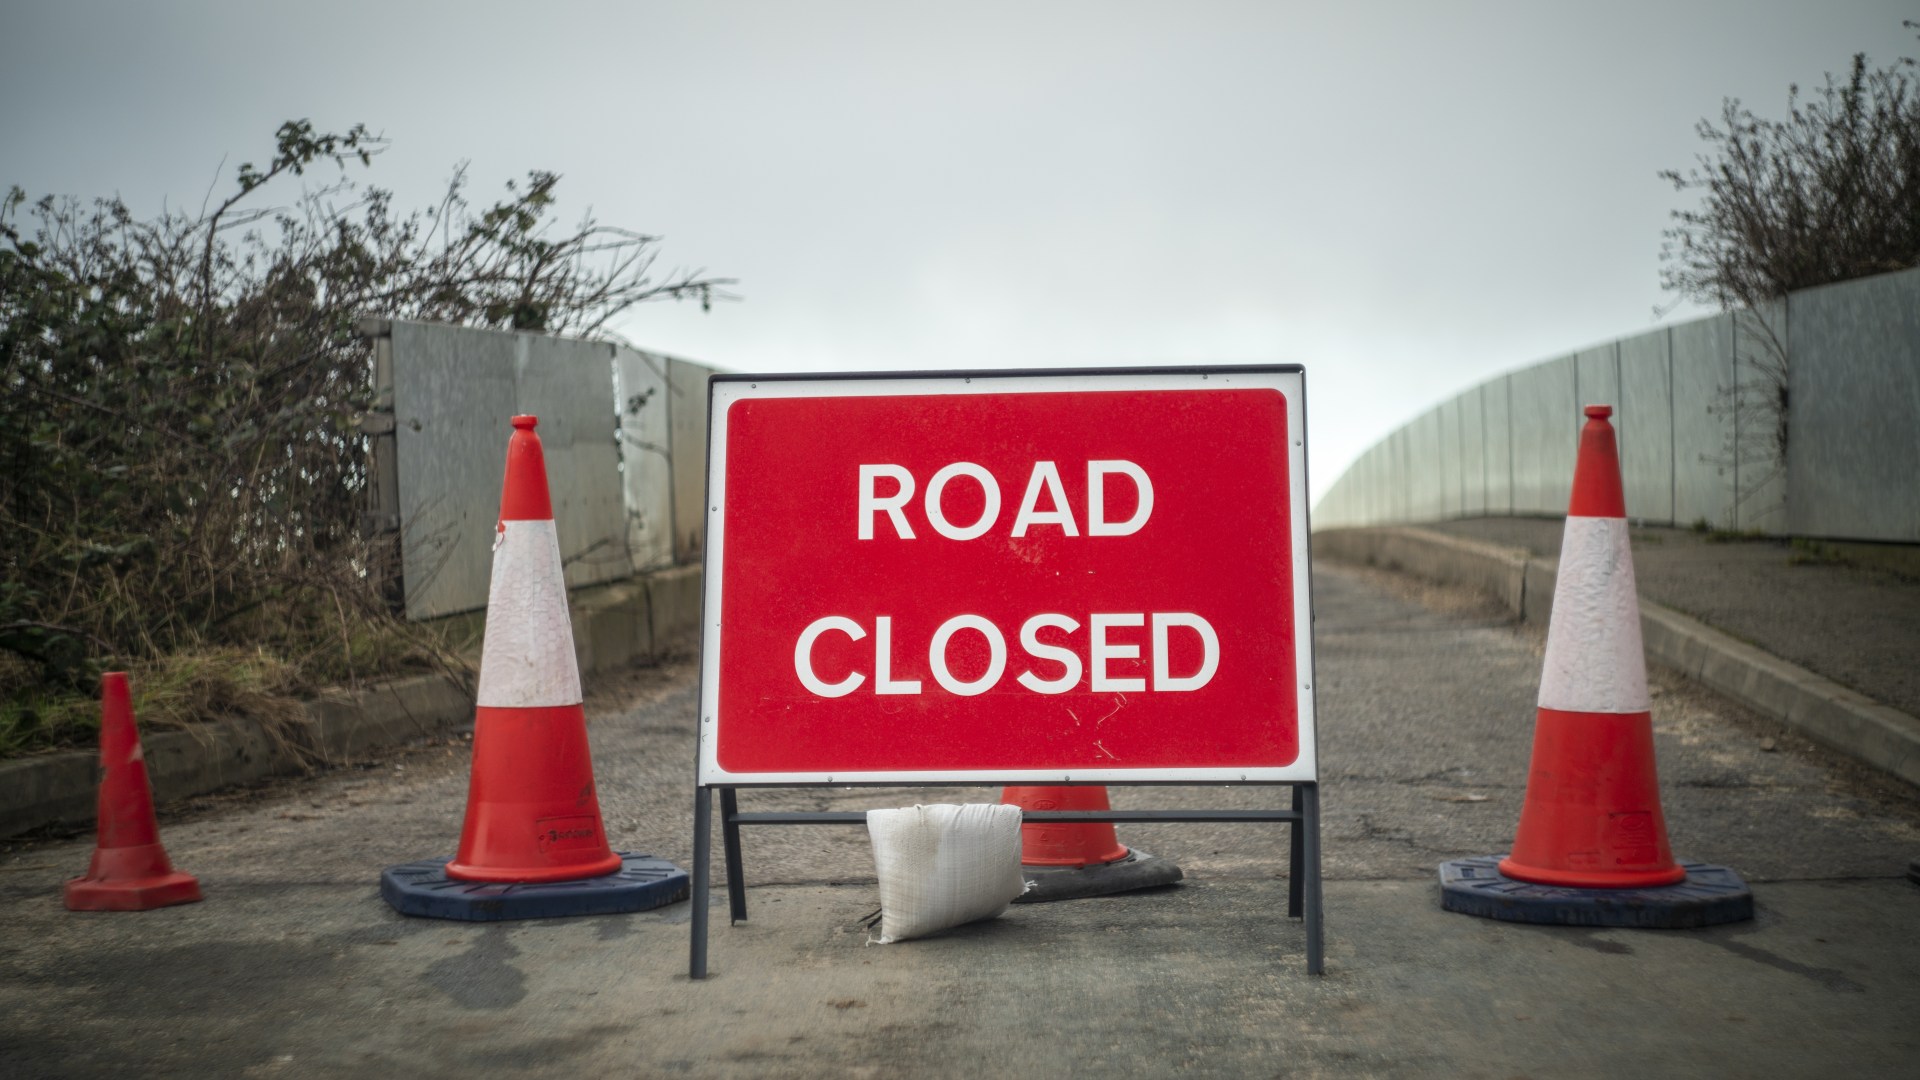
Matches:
[1537,515,1650,713]
[476,518,584,708]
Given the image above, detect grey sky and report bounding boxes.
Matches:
[3,1,1913,500]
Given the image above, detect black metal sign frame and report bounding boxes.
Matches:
[688,781,1323,977]
[687,365,1325,979]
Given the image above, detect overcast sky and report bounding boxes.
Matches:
[3,1,1912,500]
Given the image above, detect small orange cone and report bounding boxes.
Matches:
[444,415,623,884]
[1497,405,1685,889]
[65,673,202,912]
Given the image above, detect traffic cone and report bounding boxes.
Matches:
[444,415,623,884]
[383,415,687,922]
[1497,405,1685,888]
[1439,404,1752,927]
[1000,786,1128,866]
[64,673,202,912]
[1000,785,1181,901]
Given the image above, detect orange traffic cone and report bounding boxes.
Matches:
[1497,405,1686,889]
[65,673,202,911]
[444,415,623,884]
[1000,785,1182,901]
[1440,404,1751,927]
[1000,786,1128,866]
[382,414,688,921]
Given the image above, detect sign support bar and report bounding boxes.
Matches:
[687,781,1323,978]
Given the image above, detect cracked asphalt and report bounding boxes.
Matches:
[1,562,1916,1078]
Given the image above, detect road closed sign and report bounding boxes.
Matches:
[696,368,1316,785]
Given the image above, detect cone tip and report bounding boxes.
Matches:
[512,414,538,431]
[1584,404,1613,420]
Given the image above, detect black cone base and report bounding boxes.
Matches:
[1439,855,1753,928]
[1013,848,1183,903]
[382,852,688,921]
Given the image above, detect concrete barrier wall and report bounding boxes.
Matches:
[1734,301,1790,532]
[614,348,676,573]
[1667,313,1735,529]
[1787,271,1920,541]
[1483,377,1513,516]
[667,357,712,564]
[1617,327,1673,524]
[1508,356,1577,515]
[376,320,717,620]
[1315,265,1920,541]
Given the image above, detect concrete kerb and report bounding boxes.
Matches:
[0,565,702,839]
[1312,526,1920,789]
[1310,527,1531,617]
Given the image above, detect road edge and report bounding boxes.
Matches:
[1312,526,1920,789]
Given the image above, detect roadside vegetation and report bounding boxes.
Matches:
[0,121,730,756]
[1659,22,1919,522]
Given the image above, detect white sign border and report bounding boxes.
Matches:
[695,367,1317,785]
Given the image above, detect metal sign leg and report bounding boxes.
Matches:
[1288,784,1305,919]
[1303,782,1324,975]
[690,785,712,980]
[720,787,748,923]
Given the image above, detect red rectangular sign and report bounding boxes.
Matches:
[697,369,1316,784]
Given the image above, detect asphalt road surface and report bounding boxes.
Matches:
[2,563,1915,1078]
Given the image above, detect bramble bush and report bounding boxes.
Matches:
[0,121,730,752]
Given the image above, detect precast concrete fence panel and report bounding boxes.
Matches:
[1409,407,1445,522]
[667,357,711,564]
[1483,377,1514,516]
[1507,356,1578,515]
[388,321,521,620]
[521,337,630,591]
[1458,386,1488,518]
[1733,301,1790,533]
[1617,328,1674,525]
[614,348,675,573]
[1574,345,1620,432]
[373,319,718,620]
[1313,266,1919,541]
[1667,313,1736,530]
[389,322,626,619]
[1439,396,1464,518]
[1787,271,1920,542]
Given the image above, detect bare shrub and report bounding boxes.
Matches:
[0,121,731,749]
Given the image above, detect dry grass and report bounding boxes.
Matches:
[0,615,473,759]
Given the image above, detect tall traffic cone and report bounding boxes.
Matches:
[65,673,202,912]
[445,414,621,883]
[1499,404,1684,889]
[381,415,688,920]
[1439,404,1752,926]
[1000,786,1181,901]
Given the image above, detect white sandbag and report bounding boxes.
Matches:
[866,803,1027,943]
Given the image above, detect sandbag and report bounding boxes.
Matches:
[866,803,1027,943]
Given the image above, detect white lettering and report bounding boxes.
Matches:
[874,616,922,695]
[1151,612,1219,691]
[794,612,1215,698]
[858,465,916,540]
[1088,460,1154,537]
[1010,461,1079,537]
[929,614,1007,696]
[924,462,1002,540]
[1016,614,1082,693]
[794,616,866,697]
[1090,613,1146,692]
